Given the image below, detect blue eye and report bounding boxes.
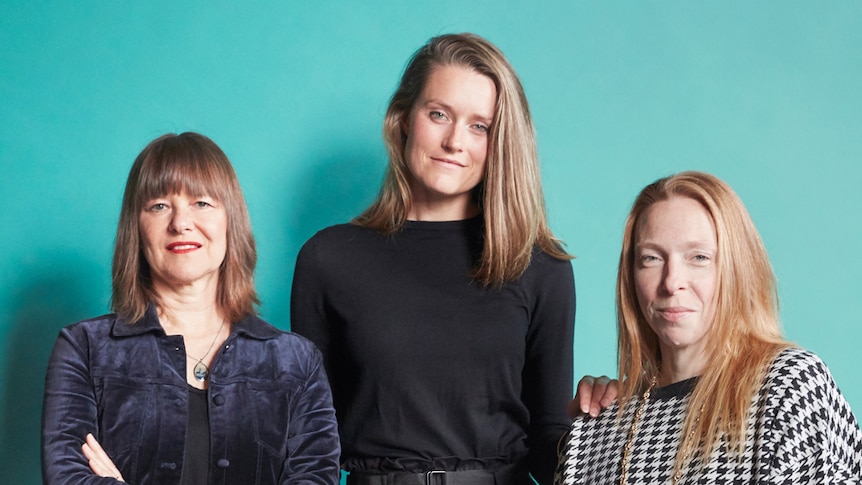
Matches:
[149,203,167,211]
[430,111,447,120]
[693,251,714,261]
[472,123,489,133]
[639,254,660,266]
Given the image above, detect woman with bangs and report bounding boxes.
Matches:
[555,171,862,484]
[42,132,340,484]
[291,33,612,484]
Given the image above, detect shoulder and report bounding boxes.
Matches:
[58,313,122,341]
[294,223,388,284]
[273,329,321,357]
[48,314,133,365]
[764,347,831,390]
[558,402,632,483]
[300,223,376,249]
[66,313,118,329]
[236,314,324,363]
[758,346,855,436]
[532,247,575,273]
[757,348,862,479]
[520,246,575,289]
[295,223,381,265]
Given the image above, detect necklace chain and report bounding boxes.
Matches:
[185,318,226,382]
[620,376,655,485]
[620,375,699,485]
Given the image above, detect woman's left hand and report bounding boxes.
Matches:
[82,433,125,482]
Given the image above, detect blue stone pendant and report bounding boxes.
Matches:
[193,361,209,381]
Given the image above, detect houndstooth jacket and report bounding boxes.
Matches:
[555,347,862,484]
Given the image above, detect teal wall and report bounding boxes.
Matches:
[2,2,860,482]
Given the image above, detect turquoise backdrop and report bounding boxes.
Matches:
[2,1,860,482]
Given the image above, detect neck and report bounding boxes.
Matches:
[407,193,479,221]
[151,271,220,308]
[658,344,708,387]
[157,293,224,337]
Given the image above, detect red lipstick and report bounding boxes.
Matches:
[166,241,202,254]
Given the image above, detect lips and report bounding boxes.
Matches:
[167,241,202,253]
[656,306,693,323]
[431,156,465,167]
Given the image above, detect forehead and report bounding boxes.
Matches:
[636,196,716,243]
[417,64,497,116]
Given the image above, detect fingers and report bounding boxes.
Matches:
[575,375,595,416]
[586,375,610,417]
[599,377,620,408]
[570,375,617,418]
[82,433,125,482]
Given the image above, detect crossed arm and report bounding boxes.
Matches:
[81,433,124,482]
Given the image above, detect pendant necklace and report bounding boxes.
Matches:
[186,318,226,382]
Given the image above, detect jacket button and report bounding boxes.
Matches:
[217,458,230,468]
[212,394,225,406]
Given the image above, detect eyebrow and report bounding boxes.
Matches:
[635,240,717,251]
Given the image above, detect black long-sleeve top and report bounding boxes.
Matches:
[290,216,575,484]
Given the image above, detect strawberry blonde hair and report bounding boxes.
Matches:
[616,171,791,474]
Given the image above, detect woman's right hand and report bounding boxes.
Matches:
[82,433,125,482]
[568,375,619,418]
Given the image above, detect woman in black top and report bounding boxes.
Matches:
[292,33,596,484]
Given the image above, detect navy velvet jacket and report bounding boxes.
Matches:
[41,306,340,484]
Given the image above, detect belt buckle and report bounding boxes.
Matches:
[425,470,445,485]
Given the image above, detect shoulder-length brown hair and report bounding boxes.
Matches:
[112,132,259,323]
[616,171,791,474]
[353,32,570,285]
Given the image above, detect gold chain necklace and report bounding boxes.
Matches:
[620,376,699,485]
[619,376,656,485]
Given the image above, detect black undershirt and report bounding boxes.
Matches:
[180,386,209,485]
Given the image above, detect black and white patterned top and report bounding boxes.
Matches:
[555,348,862,484]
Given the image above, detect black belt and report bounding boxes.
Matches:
[346,463,529,485]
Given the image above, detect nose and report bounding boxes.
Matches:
[662,259,688,294]
[443,125,463,152]
[169,206,193,233]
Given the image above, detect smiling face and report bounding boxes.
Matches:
[139,192,228,293]
[403,64,497,220]
[634,196,718,363]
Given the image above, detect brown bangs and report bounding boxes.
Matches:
[113,132,258,323]
[133,134,233,209]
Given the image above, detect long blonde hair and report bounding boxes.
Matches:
[616,171,791,472]
[353,33,570,285]
[112,132,259,323]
